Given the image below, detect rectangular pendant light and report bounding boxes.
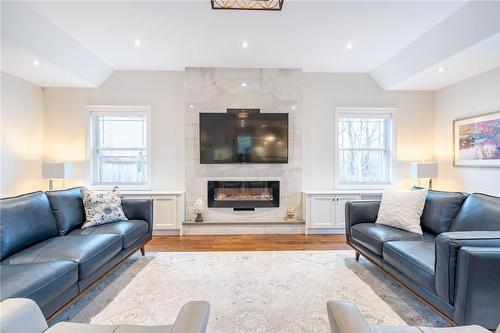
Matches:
[211,0,284,11]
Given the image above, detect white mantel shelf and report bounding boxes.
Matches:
[302,190,384,195]
[119,190,185,195]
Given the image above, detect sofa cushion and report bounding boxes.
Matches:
[351,223,433,256]
[413,187,467,235]
[383,239,436,291]
[69,220,148,248]
[0,192,59,260]
[81,187,127,229]
[46,187,85,235]
[2,234,122,279]
[375,189,428,235]
[0,261,78,307]
[450,193,500,232]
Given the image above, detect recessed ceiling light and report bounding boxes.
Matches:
[189,104,194,109]
[346,43,353,50]
[32,59,40,67]
[242,41,249,49]
[241,82,247,87]
[134,39,142,47]
[438,67,446,73]
[291,105,296,110]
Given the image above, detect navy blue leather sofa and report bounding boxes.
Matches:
[0,187,153,320]
[345,189,500,329]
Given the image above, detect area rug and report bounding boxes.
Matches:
[55,250,448,332]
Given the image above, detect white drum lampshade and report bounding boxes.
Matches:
[42,162,72,190]
[410,162,438,189]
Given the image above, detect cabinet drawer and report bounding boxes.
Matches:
[153,196,177,229]
[310,196,335,228]
[335,195,361,228]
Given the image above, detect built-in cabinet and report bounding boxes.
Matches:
[303,191,382,234]
[120,191,185,235]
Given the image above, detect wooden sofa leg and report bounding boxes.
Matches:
[140,246,145,256]
[355,252,360,261]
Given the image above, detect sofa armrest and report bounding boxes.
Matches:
[435,231,500,304]
[170,301,210,333]
[121,199,153,234]
[326,301,372,333]
[453,247,500,329]
[0,298,48,333]
[345,201,380,242]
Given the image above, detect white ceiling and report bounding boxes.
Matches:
[2,1,499,90]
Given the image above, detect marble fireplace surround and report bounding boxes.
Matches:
[185,68,302,222]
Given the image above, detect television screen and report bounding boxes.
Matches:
[200,113,288,164]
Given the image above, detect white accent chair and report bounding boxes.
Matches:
[0,298,210,333]
[327,301,499,333]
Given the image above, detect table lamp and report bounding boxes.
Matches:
[410,162,438,189]
[42,162,72,190]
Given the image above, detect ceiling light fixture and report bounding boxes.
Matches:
[32,59,40,67]
[241,82,247,87]
[211,0,284,11]
[346,43,353,50]
[438,67,446,73]
[242,41,249,49]
[189,104,195,109]
[134,39,142,47]
[291,105,296,110]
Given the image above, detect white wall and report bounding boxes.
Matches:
[43,71,185,190]
[42,70,437,193]
[1,72,45,196]
[434,68,500,195]
[302,73,436,191]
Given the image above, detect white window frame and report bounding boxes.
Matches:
[86,105,152,190]
[334,107,396,190]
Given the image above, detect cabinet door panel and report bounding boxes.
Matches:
[335,195,361,229]
[310,196,335,228]
[153,196,177,229]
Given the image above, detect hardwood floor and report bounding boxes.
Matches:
[145,234,350,252]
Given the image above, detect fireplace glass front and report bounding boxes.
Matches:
[208,181,279,209]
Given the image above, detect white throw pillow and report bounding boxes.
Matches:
[375,189,428,235]
[81,186,127,229]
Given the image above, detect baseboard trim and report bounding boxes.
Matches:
[306,228,345,235]
[153,229,181,236]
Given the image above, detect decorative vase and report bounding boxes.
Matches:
[193,198,205,223]
[286,205,296,221]
[195,213,203,223]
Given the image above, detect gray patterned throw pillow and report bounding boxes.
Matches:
[81,186,127,228]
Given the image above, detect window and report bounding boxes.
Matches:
[88,106,150,187]
[335,108,394,188]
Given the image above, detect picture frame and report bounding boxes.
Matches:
[453,110,500,168]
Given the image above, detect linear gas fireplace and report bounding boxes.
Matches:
[208,181,280,210]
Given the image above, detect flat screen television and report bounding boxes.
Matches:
[200,112,288,164]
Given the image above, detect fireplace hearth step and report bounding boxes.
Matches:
[182,220,306,235]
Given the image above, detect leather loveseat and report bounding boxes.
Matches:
[0,187,153,320]
[345,189,500,329]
